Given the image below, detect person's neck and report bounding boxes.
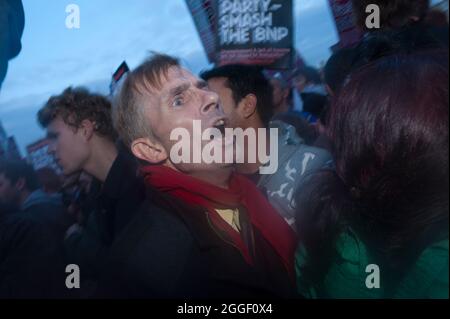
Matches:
[236,120,269,175]
[83,138,118,182]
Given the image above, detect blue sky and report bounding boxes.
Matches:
[0,0,339,155]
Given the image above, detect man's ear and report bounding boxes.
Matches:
[79,119,95,141]
[131,137,168,164]
[238,94,257,119]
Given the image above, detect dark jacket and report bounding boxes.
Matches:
[21,189,73,241]
[0,191,69,298]
[64,151,146,293]
[97,191,296,298]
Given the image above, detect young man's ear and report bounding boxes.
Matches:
[238,94,257,119]
[79,119,96,141]
[131,137,168,164]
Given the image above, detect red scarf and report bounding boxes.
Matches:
[141,165,297,278]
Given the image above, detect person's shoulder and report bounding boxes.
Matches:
[0,211,40,232]
[114,195,195,251]
[299,143,332,157]
[102,196,196,296]
[290,143,333,169]
[0,211,51,250]
[396,239,449,299]
[103,149,144,196]
[296,229,378,298]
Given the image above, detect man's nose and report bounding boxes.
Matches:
[200,90,219,115]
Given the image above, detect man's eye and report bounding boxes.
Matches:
[172,96,184,107]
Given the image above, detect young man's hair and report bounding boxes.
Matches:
[38,87,117,140]
[0,160,40,192]
[352,0,430,31]
[200,64,274,127]
[113,53,180,147]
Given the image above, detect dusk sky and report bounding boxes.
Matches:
[0,0,340,154]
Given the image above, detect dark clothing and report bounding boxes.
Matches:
[96,151,144,243]
[97,192,296,298]
[64,151,145,294]
[21,190,73,242]
[0,192,69,298]
[300,92,328,120]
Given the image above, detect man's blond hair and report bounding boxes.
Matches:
[113,53,180,147]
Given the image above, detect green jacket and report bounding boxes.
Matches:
[296,230,449,299]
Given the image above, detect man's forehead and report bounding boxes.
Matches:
[47,116,65,130]
[158,67,197,91]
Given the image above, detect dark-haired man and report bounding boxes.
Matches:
[201,65,332,228]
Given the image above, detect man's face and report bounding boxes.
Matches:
[144,66,232,173]
[206,77,243,128]
[46,117,90,176]
[0,173,20,208]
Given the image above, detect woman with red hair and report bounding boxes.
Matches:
[295,51,449,298]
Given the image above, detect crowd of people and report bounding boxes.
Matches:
[0,0,448,298]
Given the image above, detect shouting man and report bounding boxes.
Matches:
[104,53,297,298]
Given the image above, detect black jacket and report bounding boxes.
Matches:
[97,191,296,299]
[0,193,69,298]
[64,151,146,292]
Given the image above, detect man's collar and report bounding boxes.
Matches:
[101,150,138,200]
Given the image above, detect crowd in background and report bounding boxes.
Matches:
[0,0,448,299]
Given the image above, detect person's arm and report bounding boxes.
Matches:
[0,215,62,298]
